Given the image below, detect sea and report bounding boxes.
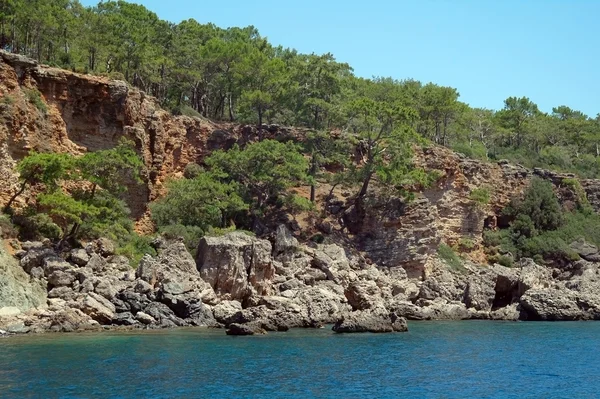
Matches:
[0,321,598,398]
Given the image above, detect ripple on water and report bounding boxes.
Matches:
[0,321,599,398]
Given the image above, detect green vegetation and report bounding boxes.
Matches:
[23,88,47,115]
[469,187,491,206]
[1,0,598,180]
[437,243,466,272]
[483,178,600,264]
[6,0,600,267]
[3,140,152,263]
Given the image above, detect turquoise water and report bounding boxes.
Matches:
[1,321,599,398]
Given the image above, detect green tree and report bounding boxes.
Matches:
[151,173,247,233]
[206,139,308,216]
[3,152,72,212]
[345,97,419,201]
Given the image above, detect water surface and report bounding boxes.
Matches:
[0,321,598,398]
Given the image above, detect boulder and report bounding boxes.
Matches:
[94,279,118,300]
[157,288,217,326]
[463,271,497,311]
[212,300,243,325]
[47,270,76,288]
[113,312,138,326]
[88,238,116,257]
[570,239,600,262]
[142,302,186,327]
[19,247,55,273]
[70,249,90,266]
[225,323,267,336]
[79,292,116,324]
[0,241,47,311]
[519,288,582,320]
[135,311,155,325]
[517,258,552,296]
[344,280,384,310]
[273,224,299,255]
[196,232,275,301]
[332,308,408,333]
[310,244,351,284]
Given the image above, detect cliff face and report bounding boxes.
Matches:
[0,51,223,231]
[354,146,600,279]
[3,50,600,278]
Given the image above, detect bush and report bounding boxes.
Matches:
[497,255,514,268]
[469,187,491,206]
[23,88,47,115]
[0,94,15,106]
[183,163,204,179]
[116,234,157,268]
[504,177,562,232]
[16,212,62,241]
[459,237,476,250]
[437,243,465,272]
[160,224,205,253]
[452,141,488,161]
[172,105,202,118]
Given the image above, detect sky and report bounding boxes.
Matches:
[80,0,600,116]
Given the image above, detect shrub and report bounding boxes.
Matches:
[437,243,465,272]
[0,95,15,106]
[23,88,47,115]
[16,212,62,241]
[183,163,204,179]
[172,105,202,118]
[115,234,157,268]
[452,141,488,161]
[503,177,562,232]
[469,187,491,206]
[497,255,514,268]
[459,237,476,251]
[160,224,205,253]
[562,178,591,211]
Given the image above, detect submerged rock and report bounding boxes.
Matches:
[332,308,408,333]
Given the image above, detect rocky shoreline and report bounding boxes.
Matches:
[3,226,600,337]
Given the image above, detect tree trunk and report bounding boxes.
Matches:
[3,180,27,213]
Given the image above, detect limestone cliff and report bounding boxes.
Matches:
[2,50,600,279]
[0,50,225,231]
[0,239,46,313]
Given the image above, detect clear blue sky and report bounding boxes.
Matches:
[81,0,600,116]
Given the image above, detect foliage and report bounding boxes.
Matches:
[23,88,47,115]
[115,234,156,268]
[172,105,202,118]
[76,138,143,196]
[469,187,491,206]
[458,237,476,251]
[206,139,309,212]
[0,213,18,238]
[151,173,247,234]
[437,243,465,272]
[159,224,205,253]
[6,143,143,243]
[484,178,600,263]
[3,0,600,181]
[183,163,204,179]
[284,194,315,218]
[17,212,62,241]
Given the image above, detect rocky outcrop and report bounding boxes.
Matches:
[0,240,46,313]
[196,233,275,301]
[332,308,408,333]
[5,229,600,336]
